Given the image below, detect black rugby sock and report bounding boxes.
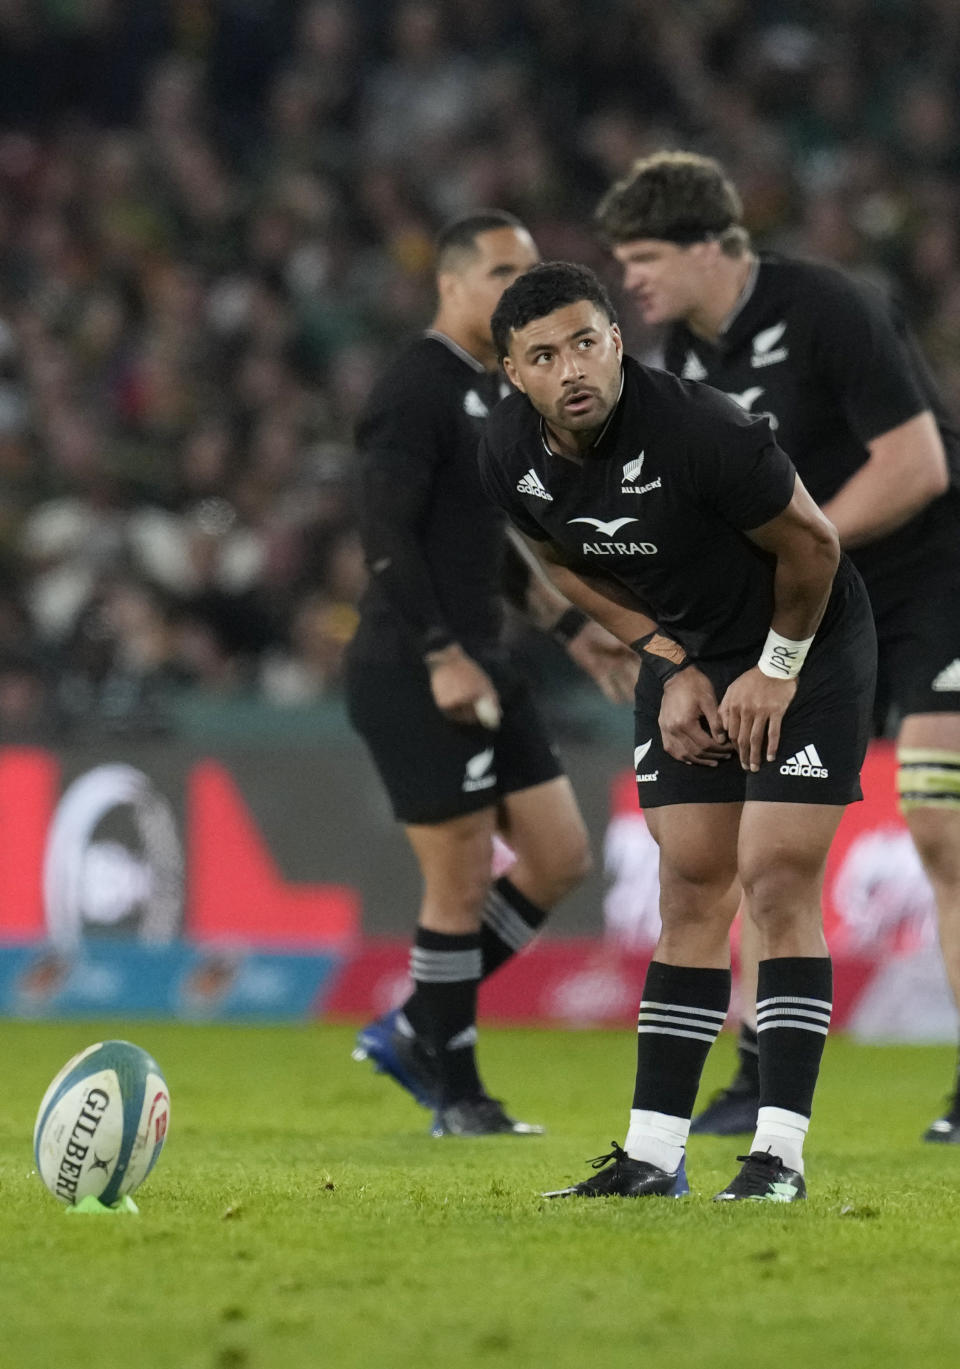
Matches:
[480,877,548,978]
[631,961,731,1116]
[403,927,483,1103]
[732,1021,760,1093]
[756,957,832,1117]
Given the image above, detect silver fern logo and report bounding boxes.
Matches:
[751,321,788,368]
[621,452,661,496]
[622,455,644,484]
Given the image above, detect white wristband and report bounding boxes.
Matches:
[757,628,815,680]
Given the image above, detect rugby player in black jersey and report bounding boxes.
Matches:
[480,260,876,1200]
[347,214,638,1137]
[597,150,960,1143]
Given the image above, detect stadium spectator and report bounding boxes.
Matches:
[0,0,954,727]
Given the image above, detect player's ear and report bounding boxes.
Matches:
[502,354,526,393]
[611,323,623,361]
[436,269,459,309]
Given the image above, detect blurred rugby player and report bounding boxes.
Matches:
[347,214,636,1137]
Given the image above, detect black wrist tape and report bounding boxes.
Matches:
[552,606,589,644]
[640,650,693,686]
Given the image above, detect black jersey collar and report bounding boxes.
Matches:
[717,255,760,337]
[422,329,487,373]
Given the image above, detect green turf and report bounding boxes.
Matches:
[2,1020,959,1369]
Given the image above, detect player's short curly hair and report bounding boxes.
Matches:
[595,151,750,256]
[491,261,618,360]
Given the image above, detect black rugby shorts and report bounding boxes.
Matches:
[633,564,877,809]
[866,503,960,727]
[345,647,563,824]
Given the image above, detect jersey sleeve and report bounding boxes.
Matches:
[692,391,797,529]
[477,432,549,540]
[812,272,929,444]
[355,366,459,652]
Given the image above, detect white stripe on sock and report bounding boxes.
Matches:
[640,1001,727,1021]
[636,1024,720,1043]
[482,890,535,953]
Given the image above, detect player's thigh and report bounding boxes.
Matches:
[645,802,742,891]
[405,806,499,915]
[497,775,592,889]
[737,800,844,904]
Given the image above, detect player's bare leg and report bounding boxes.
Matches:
[898,713,960,1140]
[479,776,592,973]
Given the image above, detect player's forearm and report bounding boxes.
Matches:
[823,468,941,547]
[500,530,571,630]
[822,413,949,548]
[359,472,454,654]
[540,561,656,647]
[769,535,838,642]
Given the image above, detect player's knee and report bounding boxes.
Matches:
[903,805,960,886]
[555,827,593,892]
[517,828,592,905]
[741,864,821,935]
[659,863,737,932]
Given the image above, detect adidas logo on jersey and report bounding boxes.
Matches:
[682,350,707,380]
[621,453,661,495]
[751,321,789,368]
[932,659,960,692]
[780,744,828,778]
[517,468,553,500]
[462,747,496,793]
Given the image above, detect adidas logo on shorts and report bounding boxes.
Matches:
[780,744,828,779]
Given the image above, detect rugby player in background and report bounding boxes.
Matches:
[347,214,637,1137]
[596,151,960,1142]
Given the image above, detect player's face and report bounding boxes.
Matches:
[503,300,624,441]
[611,238,708,326]
[454,226,540,342]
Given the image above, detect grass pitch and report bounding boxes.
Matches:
[2,1021,959,1369]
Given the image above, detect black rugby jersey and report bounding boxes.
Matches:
[662,254,960,584]
[353,333,508,660]
[479,356,809,662]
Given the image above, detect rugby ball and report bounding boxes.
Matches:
[34,1040,170,1206]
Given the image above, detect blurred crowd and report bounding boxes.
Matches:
[0,0,957,736]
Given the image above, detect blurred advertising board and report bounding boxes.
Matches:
[0,737,950,1037]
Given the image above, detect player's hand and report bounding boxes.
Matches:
[718,667,797,771]
[565,621,640,703]
[426,645,501,728]
[658,666,735,767]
